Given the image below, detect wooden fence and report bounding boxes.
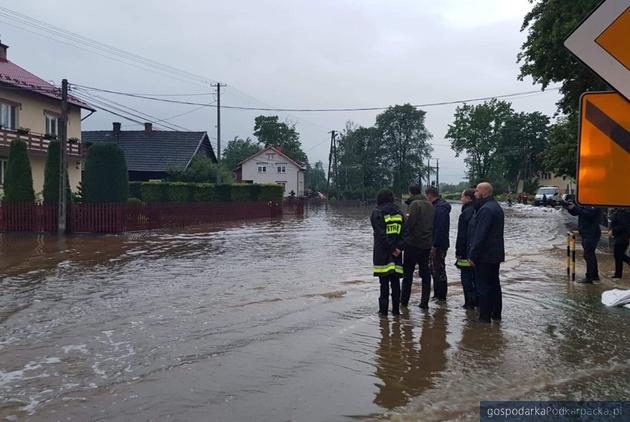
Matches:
[0,200,292,234]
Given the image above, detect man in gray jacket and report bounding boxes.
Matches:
[402,185,435,309]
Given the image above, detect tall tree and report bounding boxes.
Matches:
[518,0,605,116]
[223,137,261,171]
[304,161,327,193]
[253,115,307,164]
[83,143,129,203]
[375,104,433,195]
[446,99,514,182]
[499,111,550,187]
[43,140,72,203]
[543,115,579,178]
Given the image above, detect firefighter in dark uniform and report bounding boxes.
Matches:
[371,189,406,316]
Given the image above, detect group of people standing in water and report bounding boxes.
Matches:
[370,182,505,323]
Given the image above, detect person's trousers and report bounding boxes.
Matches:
[401,247,431,306]
[379,274,401,315]
[474,263,502,322]
[614,240,630,277]
[582,238,600,280]
[460,267,476,306]
[430,247,448,300]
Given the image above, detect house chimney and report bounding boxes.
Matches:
[0,40,8,62]
[113,122,121,134]
[144,122,152,135]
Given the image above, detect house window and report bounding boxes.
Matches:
[277,165,286,173]
[267,153,275,160]
[0,103,17,130]
[45,114,60,137]
[276,181,287,191]
[0,158,7,186]
[258,166,267,173]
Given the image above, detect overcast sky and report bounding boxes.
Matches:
[1,0,561,183]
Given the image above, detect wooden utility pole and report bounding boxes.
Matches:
[58,79,68,234]
[327,130,337,192]
[436,159,440,191]
[211,82,227,161]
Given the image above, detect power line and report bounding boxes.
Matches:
[73,83,561,112]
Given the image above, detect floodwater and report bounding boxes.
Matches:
[1,204,630,421]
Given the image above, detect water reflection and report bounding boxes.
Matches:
[374,308,449,409]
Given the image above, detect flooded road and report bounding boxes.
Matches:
[1,204,630,421]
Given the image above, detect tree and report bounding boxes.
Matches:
[543,115,578,178]
[336,125,388,198]
[304,161,327,193]
[223,137,261,171]
[83,143,129,203]
[167,155,234,184]
[43,140,71,203]
[446,99,514,182]
[253,115,307,164]
[375,104,433,195]
[498,111,550,188]
[3,139,35,203]
[518,0,605,116]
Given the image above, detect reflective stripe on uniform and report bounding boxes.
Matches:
[456,259,471,268]
[374,263,404,274]
[384,214,403,223]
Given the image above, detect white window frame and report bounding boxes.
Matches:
[277,165,287,173]
[267,153,275,160]
[45,114,60,137]
[258,165,267,173]
[0,102,17,130]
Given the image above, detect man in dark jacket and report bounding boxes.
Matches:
[468,182,505,323]
[402,185,435,309]
[609,208,630,278]
[371,189,406,316]
[455,188,476,309]
[425,186,451,301]
[567,202,602,283]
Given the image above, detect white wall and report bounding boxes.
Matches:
[240,150,304,197]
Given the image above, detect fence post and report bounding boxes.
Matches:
[566,232,571,279]
[571,231,577,282]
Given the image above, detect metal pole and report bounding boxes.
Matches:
[571,231,577,281]
[58,79,68,234]
[566,232,571,278]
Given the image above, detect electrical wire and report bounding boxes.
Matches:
[73,83,561,112]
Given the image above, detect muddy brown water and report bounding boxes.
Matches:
[1,204,630,421]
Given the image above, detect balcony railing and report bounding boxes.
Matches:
[0,128,82,156]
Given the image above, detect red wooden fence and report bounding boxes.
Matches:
[0,200,291,234]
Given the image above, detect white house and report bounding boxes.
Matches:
[234,146,305,197]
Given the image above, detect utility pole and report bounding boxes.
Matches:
[58,79,68,234]
[327,130,337,193]
[211,82,226,161]
[436,159,440,192]
[426,158,431,188]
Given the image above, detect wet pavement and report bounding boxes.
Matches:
[1,204,630,421]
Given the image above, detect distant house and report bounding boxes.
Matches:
[82,122,217,181]
[517,171,575,194]
[234,146,305,197]
[0,39,95,195]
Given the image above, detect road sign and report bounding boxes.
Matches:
[577,92,630,207]
[565,0,630,102]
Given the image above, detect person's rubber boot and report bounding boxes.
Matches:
[462,293,471,309]
[379,297,389,315]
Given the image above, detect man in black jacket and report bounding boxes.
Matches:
[610,208,630,278]
[402,185,435,309]
[426,186,451,301]
[468,182,505,323]
[567,202,602,283]
[455,188,476,309]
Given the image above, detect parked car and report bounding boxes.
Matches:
[534,186,560,206]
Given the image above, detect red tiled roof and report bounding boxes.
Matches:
[0,59,94,111]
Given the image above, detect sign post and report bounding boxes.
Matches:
[564,0,630,207]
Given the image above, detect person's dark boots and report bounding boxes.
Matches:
[462,293,472,309]
[419,300,429,309]
[379,297,389,314]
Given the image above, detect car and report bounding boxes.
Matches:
[534,186,560,206]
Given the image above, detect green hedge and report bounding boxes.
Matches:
[137,182,284,203]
